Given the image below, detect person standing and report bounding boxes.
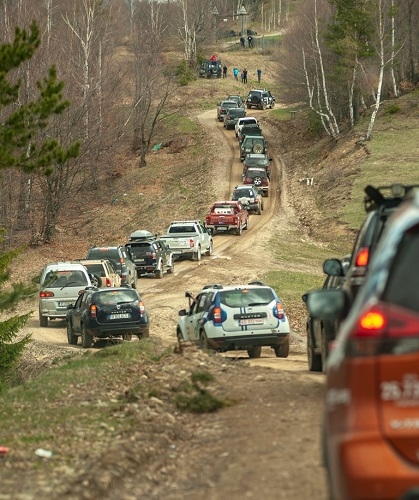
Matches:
[241,70,245,83]
[240,36,245,48]
[247,35,253,48]
[223,65,227,78]
[243,68,248,84]
[233,67,239,80]
[257,68,262,84]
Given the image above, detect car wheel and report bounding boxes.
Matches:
[122,333,132,341]
[176,328,183,343]
[236,224,242,236]
[275,338,290,358]
[39,314,48,327]
[81,325,93,348]
[199,330,209,350]
[247,346,262,358]
[307,332,322,371]
[67,321,78,345]
[205,241,213,256]
[131,278,137,289]
[257,204,262,215]
[246,104,251,109]
[244,218,249,230]
[192,246,202,261]
[138,326,150,340]
[253,144,264,154]
[262,103,266,110]
[167,260,174,274]
[91,274,101,287]
[155,265,163,279]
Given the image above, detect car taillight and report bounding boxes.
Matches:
[213,306,222,323]
[355,247,369,267]
[189,239,194,248]
[138,301,145,315]
[90,304,97,318]
[273,302,285,320]
[105,277,111,287]
[348,303,419,356]
[40,291,54,298]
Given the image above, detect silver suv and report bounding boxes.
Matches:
[39,262,92,327]
[246,89,275,110]
[177,283,290,358]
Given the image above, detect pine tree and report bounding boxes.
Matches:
[0,22,80,387]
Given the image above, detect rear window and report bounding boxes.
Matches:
[168,226,195,233]
[87,248,119,260]
[228,108,245,116]
[233,189,254,198]
[83,263,106,276]
[220,288,274,308]
[43,270,88,288]
[384,228,419,313]
[94,289,138,306]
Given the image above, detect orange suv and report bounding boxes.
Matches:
[307,189,419,499]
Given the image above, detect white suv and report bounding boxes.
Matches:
[39,262,92,327]
[235,116,259,138]
[176,283,290,358]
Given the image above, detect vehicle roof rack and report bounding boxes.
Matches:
[202,284,223,290]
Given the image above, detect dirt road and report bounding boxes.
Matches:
[19,108,329,499]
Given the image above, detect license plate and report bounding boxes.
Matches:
[239,318,264,326]
[58,301,73,307]
[135,259,145,263]
[216,227,227,231]
[108,313,131,320]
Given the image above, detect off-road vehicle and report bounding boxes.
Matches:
[199,60,222,78]
[240,135,267,161]
[246,89,275,110]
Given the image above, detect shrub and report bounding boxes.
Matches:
[175,60,196,86]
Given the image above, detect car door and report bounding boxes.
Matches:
[106,260,120,287]
[184,294,203,341]
[71,292,86,333]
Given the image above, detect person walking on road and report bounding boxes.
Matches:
[223,65,228,78]
[257,68,262,84]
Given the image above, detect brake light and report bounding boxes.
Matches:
[152,253,157,259]
[273,302,285,319]
[138,301,145,315]
[189,239,194,248]
[359,310,385,331]
[355,247,369,267]
[90,304,97,318]
[105,277,111,287]
[213,306,222,323]
[40,291,54,298]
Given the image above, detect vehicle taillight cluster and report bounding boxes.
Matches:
[90,304,97,318]
[40,291,54,298]
[105,277,111,287]
[189,239,194,248]
[355,247,370,268]
[138,301,145,315]
[273,302,285,319]
[213,306,222,323]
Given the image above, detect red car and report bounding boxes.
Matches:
[307,190,419,500]
[242,167,269,197]
[205,201,249,236]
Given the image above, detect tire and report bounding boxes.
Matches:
[199,330,209,350]
[138,325,150,340]
[275,337,290,358]
[192,246,202,261]
[247,345,262,358]
[251,96,259,104]
[131,278,137,289]
[176,328,183,343]
[257,204,262,215]
[39,314,48,327]
[307,332,322,371]
[247,104,251,109]
[81,325,93,348]
[236,224,242,236]
[244,218,249,230]
[205,241,213,256]
[167,260,174,274]
[122,333,132,341]
[67,321,78,345]
[262,103,266,110]
[91,274,101,287]
[155,264,163,279]
[253,144,264,154]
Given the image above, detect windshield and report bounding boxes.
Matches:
[43,270,88,288]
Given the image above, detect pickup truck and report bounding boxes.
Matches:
[205,201,249,236]
[159,220,213,261]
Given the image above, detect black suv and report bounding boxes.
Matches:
[325,184,419,307]
[125,230,174,279]
[240,135,267,161]
[85,246,137,288]
[246,89,275,110]
[231,185,263,214]
[199,60,222,78]
[66,286,150,348]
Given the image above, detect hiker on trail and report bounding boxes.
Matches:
[240,36,245,48]
[223,65,227,78]
[247,35,253,48]
[257,68,262,84]
[243,68,248,84]
[233,67,239,80]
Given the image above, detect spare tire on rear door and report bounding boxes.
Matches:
[251,95,260,104]
[253,144,264,154]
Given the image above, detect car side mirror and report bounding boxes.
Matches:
[178,309,187,317]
